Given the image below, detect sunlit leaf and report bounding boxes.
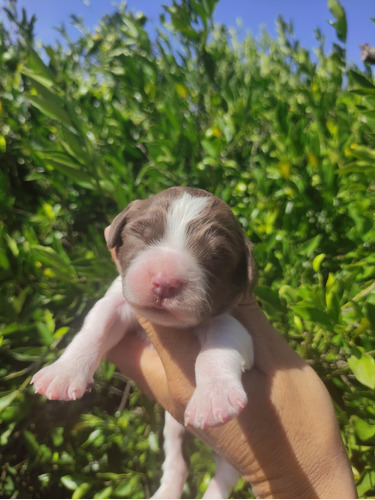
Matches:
[22,48,55,88]
[348,352,375,389]
[312,253,326,272]
[61,475,79,491]
[27,93,73,127]
[291,305,333,329]
[353,416,375,441]
[328,0,347,43]
[0,390,21,412]
[357,470,375,497]
[73,483,91,499]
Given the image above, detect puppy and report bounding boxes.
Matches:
[32,186,256,498]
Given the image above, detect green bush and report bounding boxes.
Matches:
[1,0,374,497]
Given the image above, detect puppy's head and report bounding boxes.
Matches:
[106,187,256,327]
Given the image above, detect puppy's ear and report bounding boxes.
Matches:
[106,200,141,250]
[245,237,258,293]
[106,211,127,250]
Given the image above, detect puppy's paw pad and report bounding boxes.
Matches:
[32,362,93,401]
[184,382,247,429]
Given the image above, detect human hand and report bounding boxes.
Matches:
[105,222,356,498]
[107,295,356,498]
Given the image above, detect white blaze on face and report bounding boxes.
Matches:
[162,193,210,251]
[122,193,211,327]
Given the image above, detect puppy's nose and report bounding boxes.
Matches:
[151,273,181,299]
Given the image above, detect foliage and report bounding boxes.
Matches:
[0,0,374,497]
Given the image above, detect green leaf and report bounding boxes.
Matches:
[353,416,375,441]
[0,390,21,412]
[61,475,79,491]
[348,69,375,89]
[0,135,6,153]
[348,352,375,389]
[361,109,375,118]
[44,157,95,189]
[26,80,73,128]
[54,326,70,339]
[357,470,375,498]
[0,422,15,446]
[5,234,19,257]
[328,0,347,43]
[298,234,322,257]
[22,48,55,88]
[312,253,326,272]
[0,248,10,270]
[61,128,90,163]
[255,285,285,312]
[114,476,141,498]
[365,302,375,330]
[73,483,91,499]
[23,429,40,453]
[93,486,113,499]
[1,323,33,336]
[30,245,78,280]
[350,87,375,96]
[35,321,54,346]
[191,0,219,29]
[291,305,333,329]
[348,143,375,161]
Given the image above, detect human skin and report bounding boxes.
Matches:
[106,295,357,499]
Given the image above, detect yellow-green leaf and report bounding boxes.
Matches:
[348,352,375,389]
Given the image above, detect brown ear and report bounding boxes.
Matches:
[245,237,258,293]
[106,210,128,250]
[106,200,142,250]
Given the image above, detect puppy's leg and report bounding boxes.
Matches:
[32,277,138,401]
[203,456,239,499]
[152,411,189,499]
[184,314,253,429]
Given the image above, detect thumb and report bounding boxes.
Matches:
[135,313,199,414]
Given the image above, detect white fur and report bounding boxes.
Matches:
[203,455,240,499]
[185,314,254,428]
[163,193,209,251]
[31,285,139,401]
[151,412,189,499]
[153,412,240,500]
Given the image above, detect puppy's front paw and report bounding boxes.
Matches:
[31,360,94,401]
[184,380,247,429]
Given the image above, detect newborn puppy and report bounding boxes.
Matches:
[32,186,256,498]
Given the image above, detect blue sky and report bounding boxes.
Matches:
[4,0,375,66]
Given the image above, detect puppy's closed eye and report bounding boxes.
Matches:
[128,212,166,245]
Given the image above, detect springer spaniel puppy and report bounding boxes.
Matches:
[32,186,256,498]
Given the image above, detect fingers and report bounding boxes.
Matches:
[135,313,199,421]
[106,330,163,401]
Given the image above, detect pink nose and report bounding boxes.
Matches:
[151,273,181,299]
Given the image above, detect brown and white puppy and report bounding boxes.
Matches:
[32,186,256,498]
